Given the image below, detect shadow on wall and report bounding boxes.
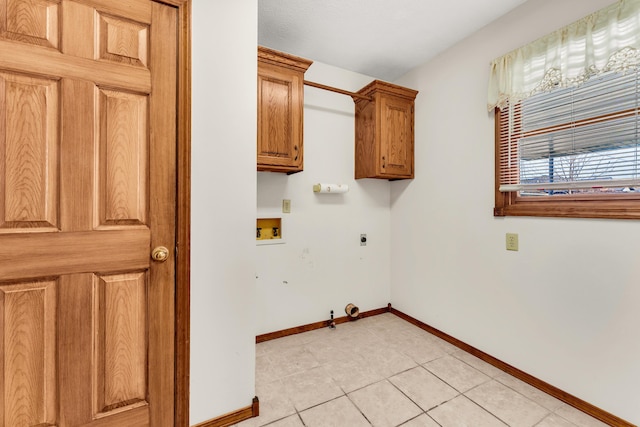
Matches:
[390,179,411,207]
[257,172,291,210]
[355,178,404,208]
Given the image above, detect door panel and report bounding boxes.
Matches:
[97,12,149,67]
[0,0,60,49]
[0,1,177,426]
[94,272,147,415]
[380,95,413,177]
[257,64,302,169]
[259,74,295,159]
[98,88,148,227]
[0,72,59,231]
[0,280,57,427]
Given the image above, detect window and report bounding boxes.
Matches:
[494,69,640,219]
[488,0,640,219]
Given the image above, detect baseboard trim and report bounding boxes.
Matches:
[191,396,259,427]
[256,305,390,343]
[389,307,634,427]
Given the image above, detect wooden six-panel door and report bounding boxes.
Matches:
[0,0,177,426]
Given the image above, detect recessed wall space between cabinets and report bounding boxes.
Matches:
[256,46,421,334]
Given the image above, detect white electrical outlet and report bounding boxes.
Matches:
[282,199,291,213]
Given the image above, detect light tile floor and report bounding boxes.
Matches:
[235,313,609,427]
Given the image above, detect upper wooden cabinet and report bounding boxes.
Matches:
[257,46,313,174]
[354,80,418,180]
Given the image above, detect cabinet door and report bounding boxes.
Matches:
[257,64,303,172]
[379,95,414,178]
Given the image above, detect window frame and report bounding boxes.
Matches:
[494,107,640,220]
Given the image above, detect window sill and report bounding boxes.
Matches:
[494,194,640,220]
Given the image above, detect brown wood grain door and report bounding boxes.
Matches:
[257,64,303,171]
[0,0,177,426]
[380,95,413,178]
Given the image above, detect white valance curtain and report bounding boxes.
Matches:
[487,0,640,111]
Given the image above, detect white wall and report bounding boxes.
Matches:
[392,0,640,423]
[190,0,257,424]
[190,0,639,423]
[256,62,391,334]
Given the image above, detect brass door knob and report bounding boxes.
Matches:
[151,246,169,262]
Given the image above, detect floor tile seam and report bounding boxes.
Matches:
[261,334,327,353]
[488,374,573,418]
[294,408,307,426]
[420,390,463,415]
[267,346,318,363]
[254,412,299,427]
[464,392,553,427]
[256,319,593,427]
[290,376,346,413]
[396,412,444,427]
[453,394,512,426]
[390,316,605,425]
[366,326,410,338]
[343,390,375,426]
[462,379,553,426]
[531,412,579,427]
[320,349,369,364]
[405,352,438,366]
[295,392,349,414]
[270,368,315,383]
[392,341,448,366]
[344,376,390,396]
[488,374,562,413]
[385,362,426,380]
[392,365,464,415]
[386,372,432,414]
[334,376,373,396]
[276,362,325,383]
[270,370,344,412]
[420,356,487,394]
[319,357,387,394]
[389,368,464,414]
[549,407,598,427]
[429,349,564,418]
[400,362,436,385]
[467,394,551,427]
[449,349,502,377]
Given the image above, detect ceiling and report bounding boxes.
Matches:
[258,0,528,81]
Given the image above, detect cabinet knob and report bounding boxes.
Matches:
[294,145,299,161]
[382,156,386,168]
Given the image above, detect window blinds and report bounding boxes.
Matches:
[498,69,640,194]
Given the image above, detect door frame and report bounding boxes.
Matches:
[160,1,191,426]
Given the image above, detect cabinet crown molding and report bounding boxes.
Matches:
[258,46,313,73]
[355,79,418,102]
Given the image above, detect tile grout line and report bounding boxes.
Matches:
[420,352,554,426]
[252,314,607,427]
[344,392,374,426]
